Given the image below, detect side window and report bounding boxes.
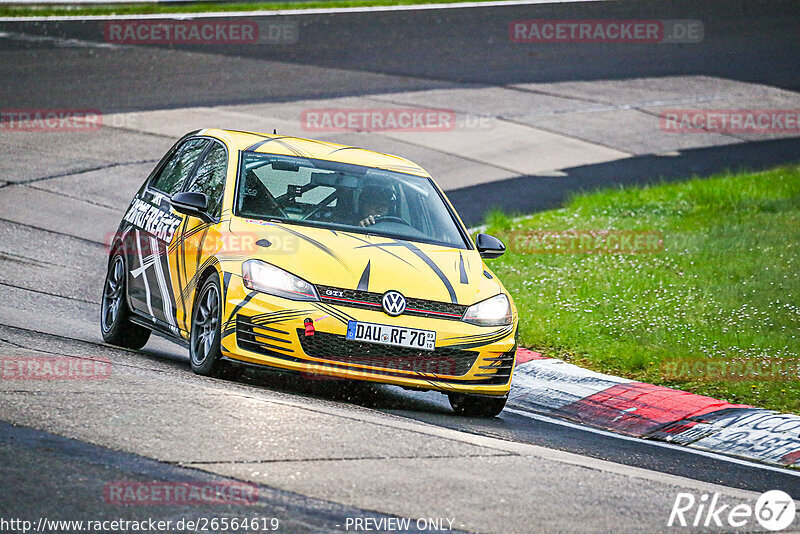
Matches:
[185,143,227,219]
[151,139,208,196]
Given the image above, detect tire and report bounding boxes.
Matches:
[100,254,151,349]
[448,393,508,417]
[189,272,242,380]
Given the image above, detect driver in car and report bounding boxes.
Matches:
[358,185,397,227]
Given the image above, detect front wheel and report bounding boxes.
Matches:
[448,393,507,417]
[100,254,151,349]
[189,273,243,381]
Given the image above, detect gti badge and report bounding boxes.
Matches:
[382,291,406,316]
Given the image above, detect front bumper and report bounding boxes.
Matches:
[219,278,517,396]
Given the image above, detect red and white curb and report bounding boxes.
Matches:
[513,348,800,468]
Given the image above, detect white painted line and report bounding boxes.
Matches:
[0,0,606,22]
[505,406,800,477]
[0,30,120,47]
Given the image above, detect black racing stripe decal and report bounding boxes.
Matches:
[250,308,313,321]
[181,256,219,304]
[247,136,311,158]
[392,240,457,304]
[327,146,363,155]
[167,222,211,253]
[242,323,288,335]
[250,310,299,322]
[184,223,211,240]
[249,330,293,343]
[443,326,513,342]
[277,138,312,158]
[194,227,210,276]
[222,326,236,338]
[224,291,258,327]
[228,311,308,340]
[278,225,354,276]
[316,302,353,323]
[459,253,468,284]
[445,331,512,350]
[346,235,417,269]
[252,310,311,325]
[223,272,232,303]
[244,136,293,152]
[176,217,189,328]
[326,302,356,321]
[354,242,407,247]
[357,261,371,291]
[314,302,353,325]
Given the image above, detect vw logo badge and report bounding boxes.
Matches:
[382,291,406,316]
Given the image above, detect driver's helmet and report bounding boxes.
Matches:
[359,183,397,217]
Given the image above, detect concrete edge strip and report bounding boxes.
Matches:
[512,349,800,469]
[0,0,604,22]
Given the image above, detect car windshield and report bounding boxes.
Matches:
[235,152,469,249]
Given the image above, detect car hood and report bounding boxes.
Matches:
[226,218,504,306]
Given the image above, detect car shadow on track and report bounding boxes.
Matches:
[238,367,455,415]
[130,337,465,417]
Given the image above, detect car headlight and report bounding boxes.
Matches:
[242,260,319,302]
[462,294,512,326]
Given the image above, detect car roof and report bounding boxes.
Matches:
[198,128,431,178]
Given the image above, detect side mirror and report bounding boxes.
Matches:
[170,192,213,223]
[475,233,506,259]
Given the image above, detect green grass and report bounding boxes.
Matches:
[0,0,491,18]
[482,166,800,413]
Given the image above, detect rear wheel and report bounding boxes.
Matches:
[189,273,243,381]
[448,393,507,417]
[100,254,151,349]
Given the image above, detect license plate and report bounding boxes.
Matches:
[346,321,435,351]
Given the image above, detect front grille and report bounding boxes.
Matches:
[316,285,467,320]
[297,329,480,377]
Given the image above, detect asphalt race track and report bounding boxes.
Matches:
[1,0,800,532]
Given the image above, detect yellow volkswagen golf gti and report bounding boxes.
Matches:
[101,129,517,416]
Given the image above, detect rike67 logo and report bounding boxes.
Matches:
[668,490,796,531]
